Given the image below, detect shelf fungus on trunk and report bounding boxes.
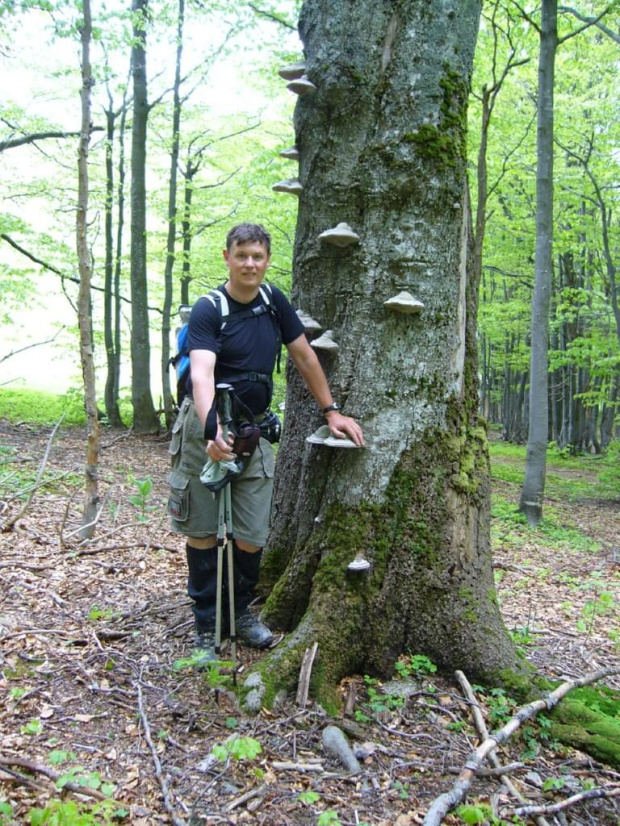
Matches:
[272,179,303,196]
[278,61,306,81]
[347,552,371,572]
[287,75,317,96]
[306,424,331,445]
[279,145,300,161]
[296,310,322,332]
[384,291,425,314]
[318,222,360,248]
[310,329,339,351]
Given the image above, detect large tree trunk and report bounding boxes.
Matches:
[520,0,557,525]
[76,0,100,539]
[129,0,158,434]
[259,0,520,706]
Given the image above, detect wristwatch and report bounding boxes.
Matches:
[322,403,342,415]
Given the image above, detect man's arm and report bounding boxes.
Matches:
[190,349,234,460]
[287,334,364,446]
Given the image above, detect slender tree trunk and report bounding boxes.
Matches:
[161,0,185,428]
[129,0,158,433]
[259,0,520,704]
[103,103,123,427]
[76,0,100,539]
[520,0,557,525]
[114,91,128,416]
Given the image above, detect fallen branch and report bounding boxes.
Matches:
[455,670,551,826]
[296,641,319,708]
[2,414,66,532]
[0,754,110,802]
[135,680,187,826]
[515,784,620,817]
[423,666,620,826]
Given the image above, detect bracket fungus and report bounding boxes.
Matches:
[323,435,361,449]
[272,179,303,196]
[279,145,300,161]
[278,61,306,81]
[306,425,331,445]
[347,552,371,572]
[296,310,322,332]
[318,222,360,248]
[310,330,339,351]
[287,75,317,96]
[384,291,425,314]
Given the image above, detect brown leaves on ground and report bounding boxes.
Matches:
[1,421,620,825]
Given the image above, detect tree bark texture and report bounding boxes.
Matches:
[161,0,185,428]
[76,0,100,538]
[520,0,557,524]
[261,0,520,705]
[130,0,158,434]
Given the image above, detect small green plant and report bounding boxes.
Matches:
[172,655,234,688]
[317,811,341,826]
[9,686,27,699]
[359,675,404,717]
[297,791,321,806]
[87,605,115,622]
[485,689,516,726]
[455,802,522,825]
[22,719,43,736]
[56,767,115,797]
[577,591,616,634]
[391,780,409,800]
[395,653,437,678]
[127,477,155,521]
[48,750,77,766]
[0,800,13,820]
[28,798,127,825]
[212,735,262,763]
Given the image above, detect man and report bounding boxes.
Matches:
[168,223,364,661]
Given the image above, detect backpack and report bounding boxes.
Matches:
[169,284,281,407]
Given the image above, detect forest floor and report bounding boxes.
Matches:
[1,421,620,826]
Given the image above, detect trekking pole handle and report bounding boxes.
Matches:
[215,383,234,436]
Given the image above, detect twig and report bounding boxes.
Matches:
[223,784,268,812]
[423,666,620,826]
[296,641,319,707]
[0,754,111,802]
[455,670,551,826]
[2,414,66,532]
[135,680,187,826]
[515,785,620,817]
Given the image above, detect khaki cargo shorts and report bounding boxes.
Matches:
[167,397,275,547]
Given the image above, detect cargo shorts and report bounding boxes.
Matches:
[167,397,275,547]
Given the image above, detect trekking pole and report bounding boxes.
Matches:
[215,383,237,681]
[225,481,237,686]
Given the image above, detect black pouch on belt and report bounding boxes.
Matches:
[232,421,261,459]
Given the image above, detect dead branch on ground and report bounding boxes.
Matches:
[423,666,620,826]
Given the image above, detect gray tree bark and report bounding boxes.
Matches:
[161,0,185,428]
[260,0,520,705]
[520,0,557,526]
[76,0,100,538]
[129,0,159,434]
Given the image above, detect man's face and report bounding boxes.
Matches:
[223,241,271,293]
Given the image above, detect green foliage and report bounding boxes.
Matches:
[455,802,522,825]
[317,812,341,826]
[87,605,115,622]
[212,735,262,762]
[395,654,437,677]
[126,477,155,521]
[48,750,77,766]
[0,389,86,426]
[297,791,320,806]
[22,718,43,735]
[28,798,127,825]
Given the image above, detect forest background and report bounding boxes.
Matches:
[1,0,618,454]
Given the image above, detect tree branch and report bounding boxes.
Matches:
[423,666,620,826]
[0,127,103,152]
[559,5,620,44]
[247,2,297,30]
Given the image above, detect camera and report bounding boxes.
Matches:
[259,410,281,444]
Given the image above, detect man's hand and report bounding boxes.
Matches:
[206,426,235,462]
[325,411,365,446]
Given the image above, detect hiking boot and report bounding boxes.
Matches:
[235,609,273,649]
[193,626,218,665]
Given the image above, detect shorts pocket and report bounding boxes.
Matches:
[167,469,190,522]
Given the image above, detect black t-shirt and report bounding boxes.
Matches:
[187,283,304,414]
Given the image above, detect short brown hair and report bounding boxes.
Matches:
[226,223,271,255]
